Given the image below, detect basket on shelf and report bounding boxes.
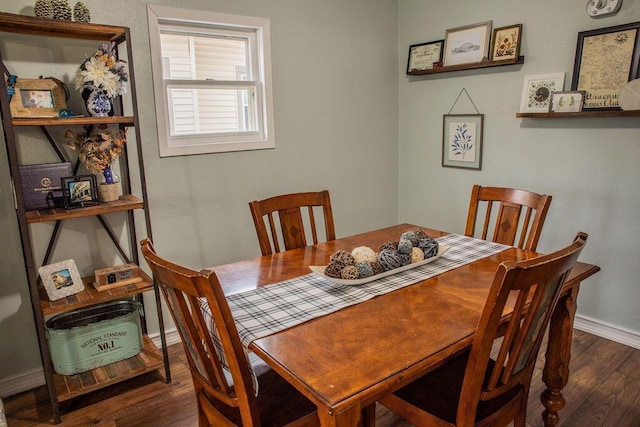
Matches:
[98,183,119,202]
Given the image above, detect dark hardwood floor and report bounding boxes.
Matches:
[4,329,640,426]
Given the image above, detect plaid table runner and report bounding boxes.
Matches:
[202,234,509,350]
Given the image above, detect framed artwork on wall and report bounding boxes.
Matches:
[571,22,640,110]
[442,114,483,170]
[443,21,492,67]
[490,24,522,61]
[407,39,444,73]
[519,73,565,113]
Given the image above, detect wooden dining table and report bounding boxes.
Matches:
[212,224,600,427]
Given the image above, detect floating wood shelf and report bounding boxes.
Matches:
[407,56,524,76]
[516,110,640,119]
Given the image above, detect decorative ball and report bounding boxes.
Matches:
[378,249,403,271]
[52,0,72,20]
[418,237,439,258]
[370,260,384,275]
[415,229,430,241]
[397,239,413,254]
[73,1,90,22]
[399,253,411,266]
[341,265,359,280]
[330,250,355,266]
[400,231,419,246]
[324,262,343,278]
[379,241,399,252]
[351,246,377,263]
[355,262,374,278]
[34,0,54,18]
[411,247,424,263]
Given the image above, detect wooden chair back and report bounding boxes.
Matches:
[465,185,552,251]
[141,239,318,426]
[461,232,587,425]
[379,233,587,426]
[249,190,336,255]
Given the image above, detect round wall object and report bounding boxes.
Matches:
[618,79,640,111]
[586,0,622,17]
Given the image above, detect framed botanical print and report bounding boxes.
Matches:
[519,73,565,113]
[442,114,483,170]
[490,24,522,61]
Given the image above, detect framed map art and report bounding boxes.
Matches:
[571,22,640,110]
[519,73,565,113]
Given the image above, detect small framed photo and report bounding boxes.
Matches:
[444,21,492,67]
[571,22,640,110]
[519,73,565,113]
[549,91,585,113]
[9,78,67,118]
[490,24,522,61]
[442,114,483,170]
[407,39,444,73]
[38,259,85,301]
[62,175,99,208]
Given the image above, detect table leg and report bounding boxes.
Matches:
[317,404,375,427]
[541,284,580,426]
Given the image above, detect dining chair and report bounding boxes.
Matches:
[378,232,587,427]
[249,190,336,256]
[140,238,319,427]
[465,185,552,251]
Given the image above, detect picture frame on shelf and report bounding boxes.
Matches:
[62,174,99,208]
[407,39,444,73]
[442,114,483,170]
[519,73,565,113]
[490,24,522,61]
[549,91,586,113]
[9,78,67,118]
[443,21,492,67]
[38,259,85,301]
[571,22,640,110]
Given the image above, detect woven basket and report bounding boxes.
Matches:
[98,183,120,202]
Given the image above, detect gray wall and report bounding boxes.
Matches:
[0,0,399,391]
[398,0,640,333]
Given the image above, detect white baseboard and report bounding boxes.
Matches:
[0,328,181,399]
[574,315,640,350]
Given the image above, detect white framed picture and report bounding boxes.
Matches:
[519,73,565,113]
[549,91,585,113]
[38,259,85,301]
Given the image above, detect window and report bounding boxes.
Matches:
[147,5,275,156]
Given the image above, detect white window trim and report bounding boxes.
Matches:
[147,5,276,156]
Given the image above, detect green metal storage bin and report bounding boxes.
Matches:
[45,300,144,375]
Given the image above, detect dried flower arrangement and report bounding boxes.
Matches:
[65,127,127,174]
[75,42,128,98]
